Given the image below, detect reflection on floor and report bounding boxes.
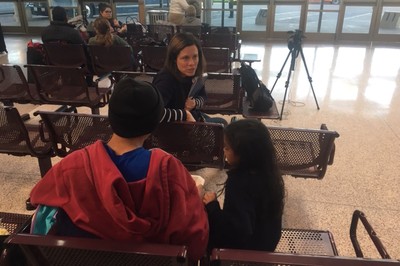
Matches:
[1,35,400,260]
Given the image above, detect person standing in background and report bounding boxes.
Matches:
[168,0,189,24]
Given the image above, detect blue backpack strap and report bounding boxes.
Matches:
[31,205,58,235]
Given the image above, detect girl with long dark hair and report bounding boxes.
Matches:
[203,119,285,251]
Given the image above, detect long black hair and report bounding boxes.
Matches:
[224,119,285,217]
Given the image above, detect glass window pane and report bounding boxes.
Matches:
[378,7,400,35]
[24,1,50,27]
[306,11,338,33]
[203,0,234,27]
[0,2,21,26]
[308,0,340,11]
[114,2,139,24]
[342,6,372,34]
[242,4,268,32]
[274,5,301,32]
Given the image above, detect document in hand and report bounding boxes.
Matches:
[188,73,208,98]
[191,175,205,186]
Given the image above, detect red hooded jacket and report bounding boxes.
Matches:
[30,140,209,260]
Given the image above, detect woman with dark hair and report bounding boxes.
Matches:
[98,3,127,35]
[203,119,285,251]
[152,32,226,124]
[88,17,131,49]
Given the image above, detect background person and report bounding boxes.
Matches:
[41,6,85,44]
[98,3,127,35]
[203,119,285,251]
[168,0,189,25]
[187,0,201,18]
[152,32,226,125]
[87,3,127,37]
[88,17,130,49]
[29,78,209,261]
[181,5,201,25]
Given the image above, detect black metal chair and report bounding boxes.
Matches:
[210,248,400,266]
[203,47,232,73]
[200,72,243,115]
[111,70,157,83]
[35,111,225,170]
[43,43,92,75]
[35,110,112,158]
[268,124,340,179]
[2,234,190,266]
[88,44,136,76]
[146,24,176,44]
[139,45,167,72]
[0,106,53,177]
[25,64,113,114]
[0,64,40,105]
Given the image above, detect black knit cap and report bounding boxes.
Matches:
[108,78,164,138]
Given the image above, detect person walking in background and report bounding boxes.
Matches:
[152,32,227,125]
[29,78,209,261]
[41,6,85,44]
[203,119,285,252]
[168,0,189,24]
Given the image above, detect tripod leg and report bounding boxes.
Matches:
[280,61,293,120]
[299,47,320,110]
[270,50,292,94]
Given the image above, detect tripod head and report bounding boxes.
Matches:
[287,29,305,52]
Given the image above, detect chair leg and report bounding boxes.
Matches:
[25,197,36,211]
[38,156,52,177]
[91,107,100,115]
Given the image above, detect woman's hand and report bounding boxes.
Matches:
[185,97,196,111]
[203,191,217,205]
[119,24,127,33]
[185,111,196,122]
[112,18,120,27]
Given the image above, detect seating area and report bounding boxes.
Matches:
[1,31,400,264]
[1,210,398,265]
[31,110,339,178]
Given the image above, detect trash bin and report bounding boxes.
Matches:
[148,10,168,24]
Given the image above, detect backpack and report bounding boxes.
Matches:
[239,62,274,112]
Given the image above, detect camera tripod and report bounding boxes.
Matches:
[270,38,320,120]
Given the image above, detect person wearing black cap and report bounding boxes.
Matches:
[41,6,85,44]
[29,78,209,261]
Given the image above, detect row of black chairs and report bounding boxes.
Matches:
[42,41,233,75]
[0,210,398,265]
[0,103,339,180]
[0,64,113,114]
[127,24,241,59]
[43,43,135,76]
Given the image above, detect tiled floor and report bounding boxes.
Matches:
[1,35,399,260]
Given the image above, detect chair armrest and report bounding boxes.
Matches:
[94,72,113,83]
[350,210,392,259]
[320,124,336,165]
[38,120,50,143]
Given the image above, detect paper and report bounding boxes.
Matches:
[191,175,205,186]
